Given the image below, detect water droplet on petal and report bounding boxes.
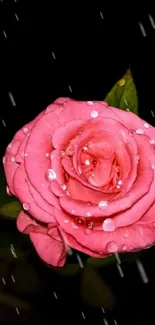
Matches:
[24,153,28,158]
[123,232,129,238]
[87,101,93,106]
[118,180,123,185]
[23,202,30,211]
[2,156,6,164]
[151,164,155,170]
[84,228,92,235]
[122,244,127,251]
[64,219,69,223]
[66,191,71,196]
[103,218,115,232]
[86,211,92,217]
[136,154,140,163]
[60,150,65,156]
[139,227,144,235]
[23,127,29,134]
[106,241,118,253]
[150,139,155,145]
[90,110,99,118]
[71,209,75,214]
[11,156,16,162]
[136,128,144,135]
[6,185,11,195]
[45,153,49,157]
[61,184,66,191]
[47,169,57,181]
[78,166,82,174]
[72,223,78,229]
[8,142,12,149]
[87,221,94,228]
[144,122,149,129]
[98,201,108,209]
[85,159,90,166]
[82,146,88,151]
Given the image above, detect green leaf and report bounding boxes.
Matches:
[87,255,116,268]
[0,201,22,219]
[0,167,21,220]
[87,251,143,268]
[52,263,81,276]
[80,264,115,310]
[104,68,138,115]
[10,261,43,295]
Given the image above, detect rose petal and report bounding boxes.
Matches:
[54,208,155,256]
[13,165,55,223]
[109,106,155,138]
[17,210,36,234]
[67,177,113,203]
[59,154,153,218]
[30,232,66,266]
[25,111,63,208]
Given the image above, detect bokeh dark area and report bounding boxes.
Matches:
[0,1,155,324]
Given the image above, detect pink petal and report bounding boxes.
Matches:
[67,177,113,204]
[30,232,66,266]
[52,120,85,149]
[54,207,155,256]
[17,210,36,234]
[109,106,155,139]
[13,165,55,223]
[3,111,44,194]
[59,154,152,218]
[25,111,63,208]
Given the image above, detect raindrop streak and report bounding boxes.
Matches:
[10,244,17,258]
[113,320,118,325]
[124,98,128,106]
[100,12,104,19]
[52,52,56,59]
[139,22,147,37]
[81,311,85,319]
[11,275,15,283]
[3,30,7,38]
[151,110,155,118]
[53,292,58,299]
[67,247,73,256]
[15,13,19,21]
[1,277,6,285]
[68,85,72,93]
[148,14,155,29]
[76,253,84,268]
[101,307,105,314]
[114,253,121,264]
[15,307,20,315]
[103,318,109,325]
[116,263,124,277]
[8,92,16,106]
[1,119,6,127]
[136,259,149,284]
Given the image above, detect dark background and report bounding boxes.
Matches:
[0,1,155,324]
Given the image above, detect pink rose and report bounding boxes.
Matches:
[3,98,155,266]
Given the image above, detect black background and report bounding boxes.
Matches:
[0,1,155,324]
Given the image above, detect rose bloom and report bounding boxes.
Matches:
[3,98,155,266]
